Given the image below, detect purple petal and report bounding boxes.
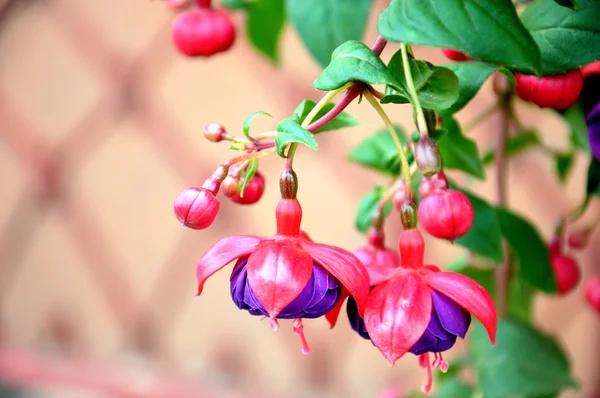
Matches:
[587,103,600,161]
[432,290,471,339]
[409,329,438,356]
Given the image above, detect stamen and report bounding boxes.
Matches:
[432,353,441,369]
[270,318,280,332]
[419,353,433,393]
[438,353,449,373]
[293,319,311,355]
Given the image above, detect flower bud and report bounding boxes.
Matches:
[567,228,591,250]
[279,169,298,199]
[172,8,236,57]
[514,70,583,110]
[222,175,241,197]
[417,190,474,241]
[400,200,418,230]
[442,48,471,61]
[204,123,227,142]
[174,187,220,229]
[418,172,448,199]
[550,254,580,295]
[414,136,442,177]
[230,172,265,205]
[584,276,600,314]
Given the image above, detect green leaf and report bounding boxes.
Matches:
[286,0,373,68]
[555,152,575,183]
[383,52,459,111]
[239,158,258,197]
[586,156,600,196]
[435,378,473,398]
[275,115,318,157]
[471,320,576,397]
[496,208,557,293]
[482,130,542,165]
[441,61,501,114]
[355,186,392,233]
[554,0,576,9]
[246,0,285,63]
[450,184,505,263]
[521,0,600,74]
[348,125,407,175]
[243,111,272,138]
[221,0,251,9]
[293,100,359,133]
[378,0,542,74]
[439,117,485,179]
[563,105,590,151]
[313,41,400,91]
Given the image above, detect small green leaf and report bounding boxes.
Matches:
[521,0,600,74]
[586,156,600,196]
[450,184,504,263]
[246,0,285,63]
[293,100,359,133]
[275,115,319,157]
[355,186,392,233]
[239,159,258,197]
[313,40,401,91]
[555,152,575,183]
[243,111,272,138]
[383,52,459,111]
[348,125,407,175]
[441,61,501,114]
[563,105,590,151]
[471,320,576,397]
[221,0,251,9]
[378,0,542,74]
[286,0,374,68]
[439,117,485,179]
[496,208,557,293]
[482,131,542,165]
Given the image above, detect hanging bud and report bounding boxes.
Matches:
[567,227,592,250]
[550,254,581,295]
[230,172,265,205]
[280,168,298,199]
[417,190,474,241]
[585,276,600,314]
[204,123,227,142]
[400,200,418,230]
[418,172,448,199]
[222,175,241,197]
[414,136,442,177]
[174,187,220,229]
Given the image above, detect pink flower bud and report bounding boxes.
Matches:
[584,276,600,314]
[414,136,442,177]
[174,187,220,229]
[418,171,448,199]
[567,228,591,250]
[417,190,474,241]
[222,175,241,198]
[230,172,265,205]
[204,123,227,142]
[550,254,580,295]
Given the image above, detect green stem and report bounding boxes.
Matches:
[400,43,428,135]
[286,83,351,167]
[364,90,412,193]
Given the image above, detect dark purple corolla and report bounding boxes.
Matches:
[587,103,600,161]
[347,290,471,356]
[582,72,600,160]
[231,258,342,319]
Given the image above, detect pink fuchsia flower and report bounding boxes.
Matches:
[348,228,496,393]
[195,170,370,353]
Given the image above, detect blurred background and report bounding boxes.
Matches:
[0,0,598,397]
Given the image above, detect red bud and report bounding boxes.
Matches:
[584,276,600,314]
[442,48,471,62]
[172,8,236,57]
[550,254,581,295]
[417,190,474,241]
[567,228,591,250]
[418,171,448,200]
[230,172,265,205]
[514,70,583,110]
[222,175,241,198]
[204,123,227,142]
[174,187,220,229]
[582,61,600,79]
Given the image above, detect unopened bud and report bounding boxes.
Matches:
[568,228,592,250]
[400,200,418,230]
[279,169,298,199]
[222,176,241,197]
[204,123,227,142]
[173,187,220,230]
[414,136,442,177]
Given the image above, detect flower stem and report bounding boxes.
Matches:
[494,79,513,318]
[364,90,412,194]
[400,43,428,135]
[376,163,418,213]
[225,147,276,168]
[464,102,498,133]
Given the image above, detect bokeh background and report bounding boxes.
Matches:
[0,0,598,397]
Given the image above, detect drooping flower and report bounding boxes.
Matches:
[418,189,474,242]
[195,169,370,353]
[347,228,496,393]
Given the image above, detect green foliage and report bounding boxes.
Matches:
[275,115,318,156]
[554,0,576,8]
[383,51,459,111]
[239,158,258,197]
[293,100,359,133]
[441,61,509,114]
[439,117,485,179]
[471,320,576,397]
[246,0,286,63]
[481,130,542,165]
[555,152,575,183]
[313,41,401,91]
[286,0,373,67]
[496,209,557,293]
[355,186,392,233]
[243,111,272,138]
[221,0,251,9]
[378,0,542,73]
[563,105,590,151]
[435,378,474,398]
[521,0,600,74]
[348,125,407,175]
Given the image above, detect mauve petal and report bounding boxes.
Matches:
[246,241,313,318]
[347,296,370,340]
[424,306,454,341]
[432,290,471,339]
[587,103,600,161]
[433,335,458,353]
[409,329,438,356]
[278,269,317,318]
[197,235,262,295]
[230,258,248,309]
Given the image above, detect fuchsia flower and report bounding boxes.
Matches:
[195,170,370,353]
[347,228,496,393]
